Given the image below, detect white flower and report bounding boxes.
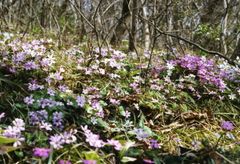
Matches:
[166,62,175,70]
[91,117,97,125]
[12,118,25,131]
[237,89,240,95]
[228,94,236,100]
[40,122,52,131]
[49,134,64,149]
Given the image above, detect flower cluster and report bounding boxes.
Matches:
[172,55,227,90]
[29,110,48,125]
[49,129,77,149]
[0,38,54,73]
[52,112,64,130]
[81,126,122,150]
[2,118,25,147]
[33,147,51,158]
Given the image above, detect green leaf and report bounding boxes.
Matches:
[82,151,101,163]
[0,136,16,145]
[97,118,110,130]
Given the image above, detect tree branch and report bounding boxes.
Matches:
[139,16,237,66]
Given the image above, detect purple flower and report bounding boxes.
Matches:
[83,160,97,164]
[133,128,150,140]
[221,121,234,131]
[24,61,39,70]
[58,85,68,92]
[81,125,105,148]
[76,96,86,107]
[150,139,159,149]
[47,88,55,96]
[24,95,34,105]
[52,72,63,81]
[28,80,44,91]
[52,112,64,130]
[33,148,51,158]
[58,160,71,164]
[49,134,64,149]
[29,110,48,125]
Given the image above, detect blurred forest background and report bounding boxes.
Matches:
[1,0,240,61]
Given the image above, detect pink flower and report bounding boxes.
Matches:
[33,147,51,158]
[107,139,122,150]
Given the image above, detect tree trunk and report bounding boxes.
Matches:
[141,0,150,51]
[110,0,131,46]
[129,0,138,51]
[220,0,229,55]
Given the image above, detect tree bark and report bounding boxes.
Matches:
[220,0,229,55]
[110,0,131,46]
[141,0,150,51]
[129,0,138,51]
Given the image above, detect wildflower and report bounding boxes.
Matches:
[51,72,63,81]
[150,139,159,149]
[221,121,234,131]
[110,98,120,105]
[33,147,51,158]
[81,125,105,148]
[237,89,240,95]
[107,139,122,150]
[29,110,48,125]
[143,159,154,164]
[82,160,97,164]
[58,160,71,164]
[40,122,52,131]
[166,62,175,70]
[0,112,5,121]
[90,117,97,125]
[61,129,77,144]
[3,118,25,147]
[24,61,39,70]
[191,140,201,150]
[228,94,236,100]
[52,112,64,130]
[24,95,34,105]
[47,88,55,96]
[124,111,131,118]
[28,81,44,91]
[58,85,68,92]
[12,118,25,131]
[133,128,150,140]
[49,134,64,149]
[76,96,86,107]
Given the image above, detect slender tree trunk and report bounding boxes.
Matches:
[166,0,173,46]
[142,0,150,51]
[220,0,229,55]
[110,0,131,46]
[129,0,138,51]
